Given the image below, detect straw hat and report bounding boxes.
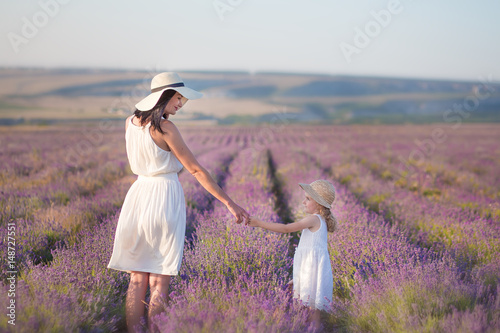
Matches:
[299,180,336,208]
[135,72,203,111]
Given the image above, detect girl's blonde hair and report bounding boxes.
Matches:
[318,205,338,233]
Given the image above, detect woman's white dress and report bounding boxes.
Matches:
[293,214,333,311]
[108,118,185,275]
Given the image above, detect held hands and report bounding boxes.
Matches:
[226,201,250,225]
[224,201,261,227]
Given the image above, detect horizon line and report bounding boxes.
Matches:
[0,65,498,85]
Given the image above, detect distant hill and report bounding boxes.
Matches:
[0,68,499,125]
[281,77,475,96]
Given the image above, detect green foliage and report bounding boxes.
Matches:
[380,170,393,180]
[53,191,70,206]
[422,188,442,197]
[340,175,352,185]
[366,194,389,213]
[186,199,198,210]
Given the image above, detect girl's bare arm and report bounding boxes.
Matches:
[249,215,320,233]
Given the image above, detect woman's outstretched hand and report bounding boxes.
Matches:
[226,201,249,225]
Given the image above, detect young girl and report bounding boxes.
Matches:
[249,179,337,322]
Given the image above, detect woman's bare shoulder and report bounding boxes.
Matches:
[160,119,180,135]
[125,115,133,130]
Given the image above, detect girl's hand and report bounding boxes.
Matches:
[248,216,260,227]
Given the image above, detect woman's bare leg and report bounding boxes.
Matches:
[311,308,321,329]
[126,272,149,333]
[148,273,171,332]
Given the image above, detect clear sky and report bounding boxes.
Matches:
[1,0,499,82]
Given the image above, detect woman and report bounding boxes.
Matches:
[107,72,249,332]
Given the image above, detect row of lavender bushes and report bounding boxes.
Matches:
[329,124,499,221]
[0,126,133,283]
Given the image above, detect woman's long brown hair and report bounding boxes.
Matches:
[133,89,176,134]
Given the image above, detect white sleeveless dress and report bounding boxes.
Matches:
[108,118,185,275]
[293,214,333,311]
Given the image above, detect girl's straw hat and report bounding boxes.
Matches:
[135,72,203,111]
[299,180,336,208]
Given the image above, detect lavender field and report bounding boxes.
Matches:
[1,123,499,332]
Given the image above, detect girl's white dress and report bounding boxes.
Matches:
[293,214,333,311]
[108,118,186,275]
